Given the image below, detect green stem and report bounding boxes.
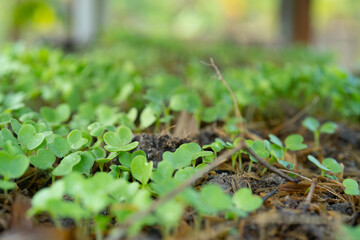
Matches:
[248,160,253,173]
[314,131,320,149]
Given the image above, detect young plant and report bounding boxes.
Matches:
[307,155,342,179]
[342,179,360,195]
[302,117,337,148]
[103,126,138,152]
[266,134,307,170]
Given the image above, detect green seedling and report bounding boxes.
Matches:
[73,151,95,176]
[266,134,307,170]
[302,117,337,148]
[131,155,153,186]
[18,124,46,150]
[162,147,192,170]
[103,126,139,152]
[29,149,56,170]
[307,155,342,178]
[10,118,22,135]
[67,129,88,150]
[246,140,269,172]
[203,138,233,161]
[140,105,158,130]
[343,179,360,195]
[40,103,71,126]
[178,142,213,166]
[232,188,263,212]
[52,152,81,176]
[48,136,70,158]
[0,150,29,191]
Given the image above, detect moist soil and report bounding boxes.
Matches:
[0,121,360,240]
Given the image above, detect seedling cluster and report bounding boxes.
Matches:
[0,45,359,239]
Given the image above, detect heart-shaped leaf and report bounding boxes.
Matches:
[10,118,22,135]
[179,142,213,160]
[249,140,269,162]
[41,104,70,125]
[233,188,262,212]
[131,155,153,185]
[18,124,45,150]
[163,148,192,170]
[285,134,307,151]
[49,136,70,158]
[67,129,88,150]
[30,149,55,170]
[151,161,174,183]
[343,179,360,195]
[52,152,81,176]
[104,126,138,152]
[198,184,232,214]
[0,151,29,179]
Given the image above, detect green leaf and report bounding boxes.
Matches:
[73,151,95,176]
[179,142,213,159]
[52,152,81,176]
[285,134,307,151]
[155,199,184,229]
[233,188,262,212]
[87,122,106,137]
[0,151,29,179]
[49,136,70,158]
[322,158,342,173]
[18,124,45,150]
[174,167,196,181]
[249,140,269,162]
[163,147,192,170]
[0,180,16,190]
[1,128,18,146]
[269,134,283,147]
[343,179,360,195]
[118,152,132,168]
[131,155,153,185]
[67,129,88,150]
[302,117,320,132]
[30,149,55,170]
[0,112,11,125]
[10,118,22,135]
[277,160,294,170]
[198,184,232,214]
[319,122,337,134]
[140,106,157,129]
[104,126,137,152]
[307,155,330,171]
[41,104,71,125]
[105,142,139,152]
[151,161,174,183]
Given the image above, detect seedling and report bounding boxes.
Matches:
[343,179,360,195]
[307,155,342,178]
[40,103,71,126]
[103,126,139,152]
[232,188,263,212]
[67,129,88,150]
[131,155,153,186]
[302,117,337,148]
[0,150,29,192]
[18,124,46,150]
[29,149,56,170]
[52,152,81,176]
[266,134,307,170]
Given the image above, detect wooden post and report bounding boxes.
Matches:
[280,0,311,44]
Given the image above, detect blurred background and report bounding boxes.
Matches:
[0,0,360,70]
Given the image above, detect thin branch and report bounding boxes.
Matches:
[202,58,245,132]
[300,178,318,211]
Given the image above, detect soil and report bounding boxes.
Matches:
[0,121,359,240]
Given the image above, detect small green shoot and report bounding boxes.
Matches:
[103,126,139,152]
[302,117,337,148]
[0,151,29,190]
[232,188,263,212]
[307,155,341,178]
[342,179,360,195]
